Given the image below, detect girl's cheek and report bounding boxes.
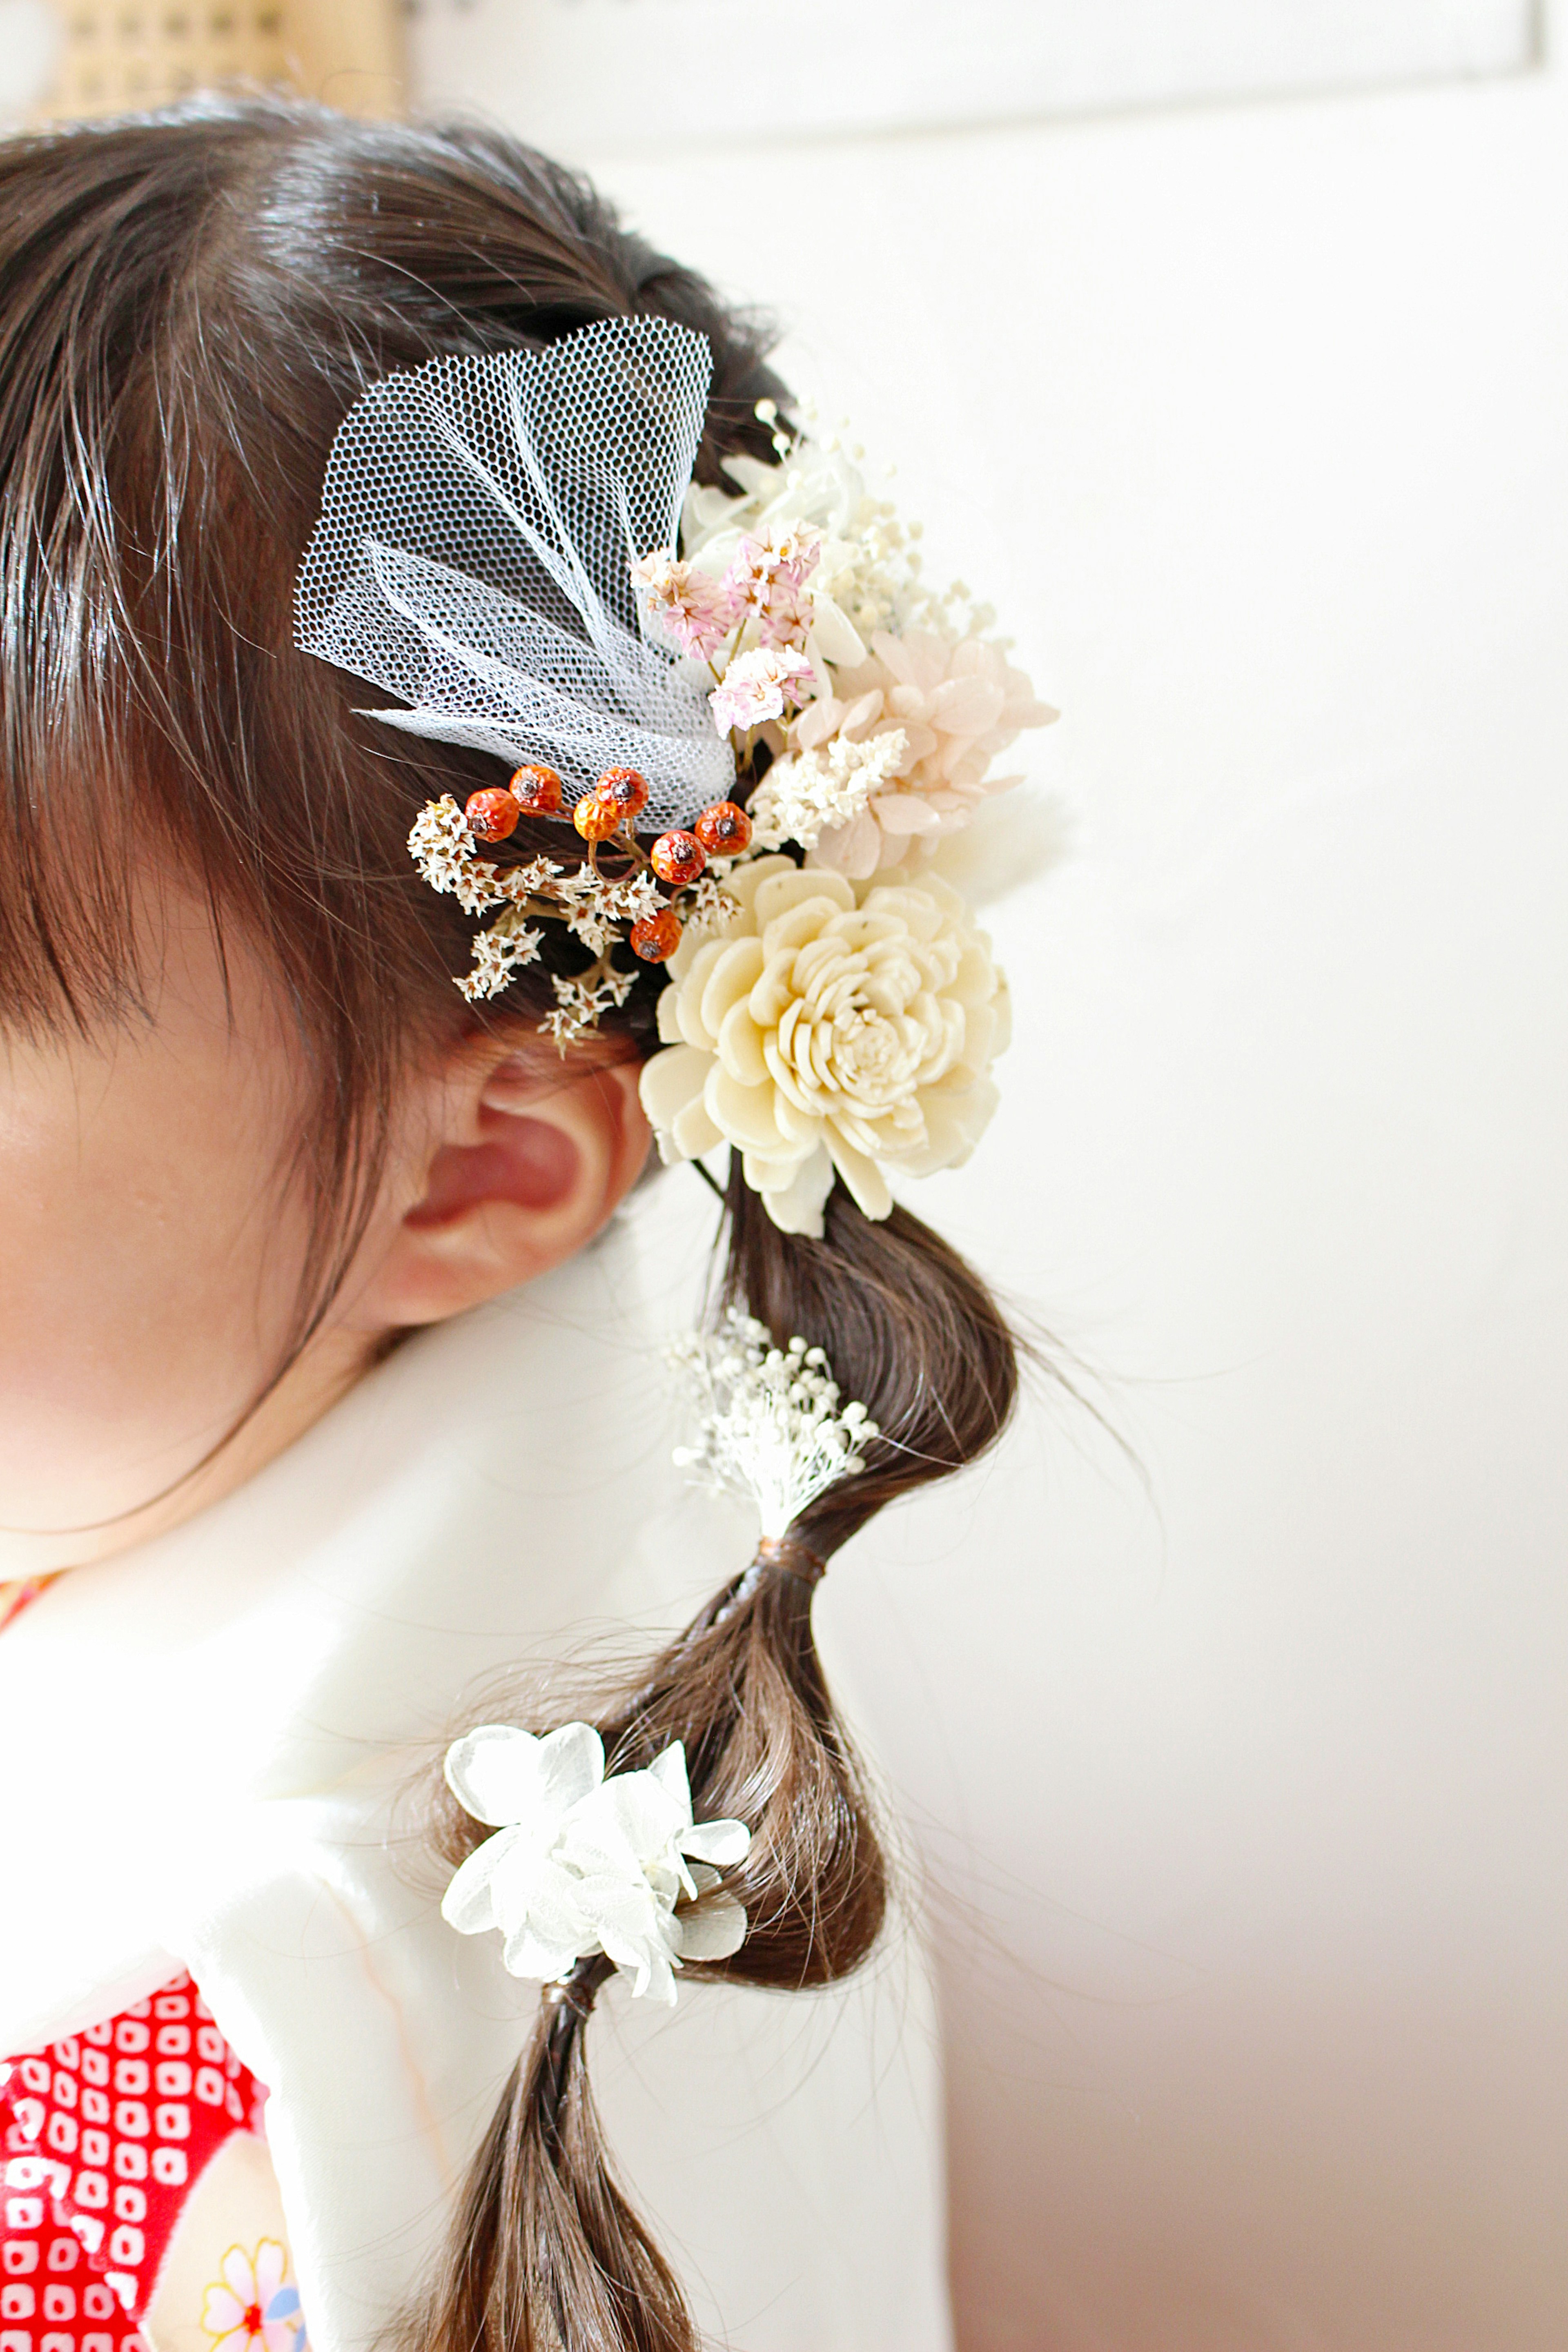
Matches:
[0,929,312,1553]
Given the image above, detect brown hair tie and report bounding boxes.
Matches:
[720,1532,827,1619]
[541,1956,611,2024]
[753,1532,827,1588]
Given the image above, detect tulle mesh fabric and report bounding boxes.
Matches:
[295,316,736,829]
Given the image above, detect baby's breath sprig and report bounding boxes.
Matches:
[668,1309,879,1540]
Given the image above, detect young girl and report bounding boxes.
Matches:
[0,100,1044,2352]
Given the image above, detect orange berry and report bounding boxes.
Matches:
[509,763,564,814]
[649,829,706,886]
[573,794,623,843]
[693,799,753,856]
[630,906,684,962]
[465,787,520,842]
[595,766,650,820]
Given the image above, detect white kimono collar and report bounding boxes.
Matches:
[0,1202,753,2349]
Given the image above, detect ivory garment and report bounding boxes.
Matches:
[0,1205,951,2352]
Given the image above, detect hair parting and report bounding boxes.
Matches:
[0,97,1025,2352]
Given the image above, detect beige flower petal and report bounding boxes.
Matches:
[723,853,798,920]
[810,595,869,670]
[932,673,1006,733]
[655,987,686,1046]
[792,696,842,751]
[992,973,1013,1056]
[639,1044,709,1138]
[826,1129,894,1221]
[747,1143,835,1236]
[806,809,882,879]
[869,792,942,835]
[761,898,855,963]
[672,1091,725,1158]
[668,938,733,1047]
[699,936,766,1042]
[753,866,855,928]
[716,998,769,1087]
[706,1063,788,1151]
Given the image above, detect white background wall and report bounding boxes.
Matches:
[407,0,1538,144]
[427,20,1568,2348]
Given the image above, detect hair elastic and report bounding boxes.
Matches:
[542,1961,606,2023]
[735,1532,827,1602]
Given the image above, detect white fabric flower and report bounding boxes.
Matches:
[440,1722,751,2004]
[638,856,1009,1237]
[792,629,1056,879]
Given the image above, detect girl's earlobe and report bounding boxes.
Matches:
[353,1055,650,1331]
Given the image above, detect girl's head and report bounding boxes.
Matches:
[0,100,1020,2349]
[0,103,770,1566]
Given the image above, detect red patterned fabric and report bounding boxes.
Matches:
[0,1973,265,2352]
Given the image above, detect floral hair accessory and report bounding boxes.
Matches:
[294,314,1052,1219]
[641,860,1009,1235]
[441,1720,752,2006]
[669,1310,877,1537]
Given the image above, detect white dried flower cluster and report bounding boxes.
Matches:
[748,728,909,853]
[556,864,664,956]
[678,428,1054,878]
[441,1722,752,2004]
[409,797,670,1013]
[457,906,545,1003]
[509,855,568,901]
[681,868,742,943]
[668,1309,879,1540]
[408,795,507,918]
[543,967,635,1046]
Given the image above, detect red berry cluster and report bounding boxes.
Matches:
[461,764,753,968]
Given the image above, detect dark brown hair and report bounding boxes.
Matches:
[0,99,1020,2351]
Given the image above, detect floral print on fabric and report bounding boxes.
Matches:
[198,2241,302,2352]
[0,1973,300,2352]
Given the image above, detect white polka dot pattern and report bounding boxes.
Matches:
[1,1975,266,2352]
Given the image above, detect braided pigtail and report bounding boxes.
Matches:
[406,1171,1020,2352]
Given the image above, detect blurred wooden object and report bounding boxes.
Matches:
[32,0,401,124]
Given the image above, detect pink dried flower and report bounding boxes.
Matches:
[710,644,816,735]
[721,525,822,651]
[630,550,732,659]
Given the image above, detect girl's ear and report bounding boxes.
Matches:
[351,1047,651,1330]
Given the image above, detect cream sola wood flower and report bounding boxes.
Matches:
[441,1720,751,2004]
[638,855,1009,1237]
